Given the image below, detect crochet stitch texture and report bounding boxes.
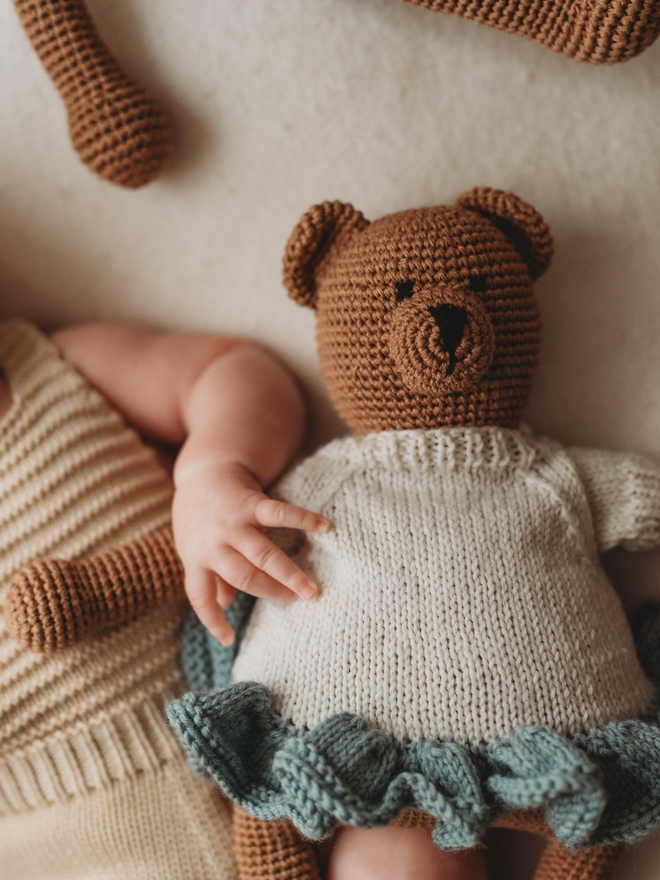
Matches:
[5,525,185,652]
[0,320,235,880]
[14,0,174,187]
[283,192,551,434]
[231,427,657,743]
[403,0,660,63]
[170,428,660,851]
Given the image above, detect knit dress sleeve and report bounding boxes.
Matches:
[567,447,660,552]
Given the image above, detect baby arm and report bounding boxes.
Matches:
[52,324,329,645]
[568,447,660,552]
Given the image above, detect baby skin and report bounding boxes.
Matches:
[2,323,487,880]
[327,828,488,880]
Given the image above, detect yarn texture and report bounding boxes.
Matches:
[182,589,256,692]
[231,427,654,743]
[169,427,660,849]
[402,0,660,64]
[14,0,174,187]
[233,805,322,880]
[169,669,660,851]
[283,192,549,435]
[0,320,235,879]
[5,524,185,652]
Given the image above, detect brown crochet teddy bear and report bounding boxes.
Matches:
[402,0,660,63]
[14,0,174,187]
[165,188,660,880]
[9,188,660,880]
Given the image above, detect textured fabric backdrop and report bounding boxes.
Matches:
[0,1,659,875]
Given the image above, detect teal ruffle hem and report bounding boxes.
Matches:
[167,603,660,852]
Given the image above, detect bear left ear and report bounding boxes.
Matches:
[283,201,369,309]
[456,187,554,280]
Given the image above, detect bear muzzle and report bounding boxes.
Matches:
[388,284,495,396]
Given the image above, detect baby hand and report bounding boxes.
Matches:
[172,460,330,646]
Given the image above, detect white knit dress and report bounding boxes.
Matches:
[233,426,658,743]
[171,423,660,850]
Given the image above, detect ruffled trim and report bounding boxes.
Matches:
[169,604,660,851]
[181,594,255,692]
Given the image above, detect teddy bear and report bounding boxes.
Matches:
[164,188,660,880]
[8,187,660,880]
[13,0,174,187]
[401,0,660,63]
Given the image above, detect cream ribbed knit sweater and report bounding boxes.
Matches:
[233,426,658,744]
[0,321,235,880]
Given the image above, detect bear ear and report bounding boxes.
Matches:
[456,187,553,280]
[283,201,369,308]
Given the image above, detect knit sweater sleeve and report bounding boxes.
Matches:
[567,447,660,552]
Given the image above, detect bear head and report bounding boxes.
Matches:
[283,187,553,435]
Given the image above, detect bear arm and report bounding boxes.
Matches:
[4,526,184,652]
[567,447,660,552]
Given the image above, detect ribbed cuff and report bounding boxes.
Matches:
[0,692,182,814]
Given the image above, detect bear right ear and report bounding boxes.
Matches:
[283,201,369,308]
[456,187,553,280]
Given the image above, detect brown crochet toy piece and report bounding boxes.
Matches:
[4,525,184,652]
[402,0,660,64]
[14,0,174,187]
[234,807,322,880]
[231,807,621,880]
[283,187,551,435]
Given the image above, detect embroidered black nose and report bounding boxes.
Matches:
[429,305,467,376]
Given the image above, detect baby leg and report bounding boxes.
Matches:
[326,826,487,880]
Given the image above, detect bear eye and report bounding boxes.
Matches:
[395,280,415,301]
[469,274,488,293]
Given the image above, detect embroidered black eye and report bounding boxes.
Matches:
[469,274,488,293]
[395,280,415,301]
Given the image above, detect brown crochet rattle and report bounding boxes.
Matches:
[402,0,660,63]
[14,0,174,187]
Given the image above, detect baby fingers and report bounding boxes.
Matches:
[254,498,331,533]
[185,568,237,646]
[219,539,318,601]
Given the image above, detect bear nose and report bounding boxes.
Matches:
[428,305,467,376]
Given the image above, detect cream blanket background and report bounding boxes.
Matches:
[0,1,659,876]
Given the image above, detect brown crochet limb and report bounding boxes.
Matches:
[233,807,321,880]
[230,805,623,880]
[392,809,622,880]
[391,808,437,829]
[403,0,660,64]
[4,526,184,653]
[534,838,622,880]
[492,807,548,835]
[14,0,174,187]
[494,810,623,880]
